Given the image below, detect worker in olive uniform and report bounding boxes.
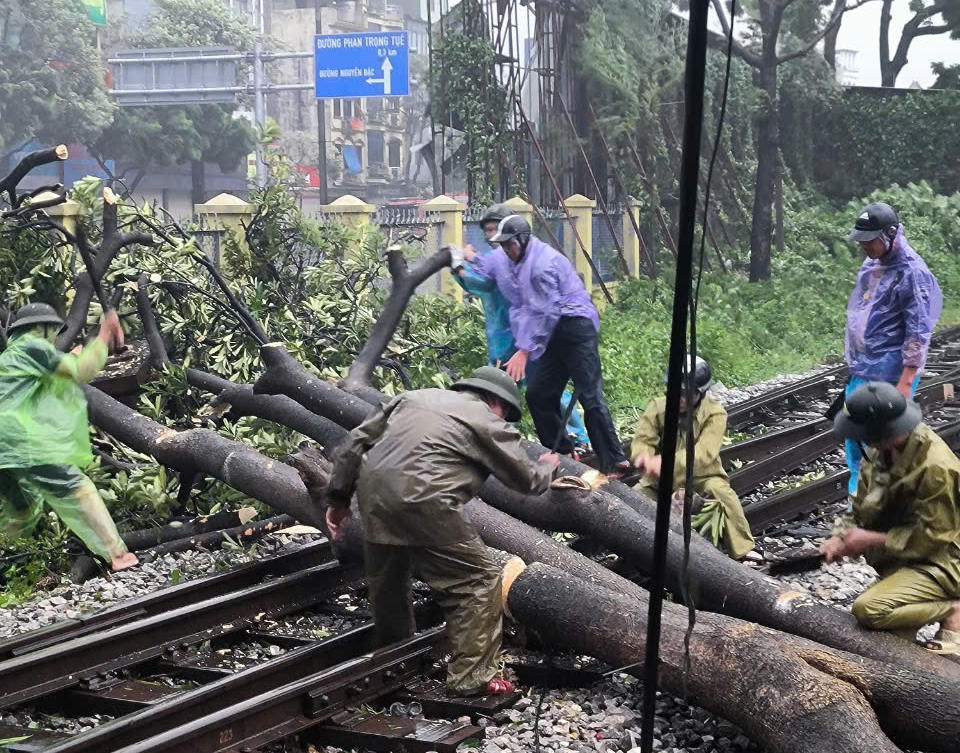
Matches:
[629,356,755,560]
[325,366,559,695]
[822,381,960,654]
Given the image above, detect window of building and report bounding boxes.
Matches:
[333,99,341,118]
[342,144,363,174]
[368,131,385,165]
[388,139,402,168]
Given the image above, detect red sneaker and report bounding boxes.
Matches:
[485,678,515,694]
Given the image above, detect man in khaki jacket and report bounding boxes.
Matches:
[325,366,559,695]
[630,356,754,560]
[823,381,960,654]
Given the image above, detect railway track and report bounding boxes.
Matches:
[0,538,513,753]
[6,330,960,752]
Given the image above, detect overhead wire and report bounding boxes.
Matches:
[680,0,737,689]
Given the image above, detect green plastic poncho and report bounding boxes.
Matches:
[0,334,105,470]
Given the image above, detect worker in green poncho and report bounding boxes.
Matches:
[0,303,137,572]
[823,381,960,654]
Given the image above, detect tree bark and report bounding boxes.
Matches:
[823,0,844,71]
[57,203,155,351]
[748,3,781,282]
[507,563,960,753]
[339,245,452,394]
[137,514,294,561]
[254,343,373,430]
[0,145,67,207]
[191,160,206,208]
[253,368,960,680]
[118,508,260,552]
[331,497,960,753]
[186,368,349,450]
[83,386,325,529]
[479,477,960,681]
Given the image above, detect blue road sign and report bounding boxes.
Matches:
[314,32,410,99]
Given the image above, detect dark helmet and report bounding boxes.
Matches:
[451,365,523,422]
[664,355,712,394]
[7,302,64,335]
[479,203,511,227]
[833,382,921,442]
[489,214,531,245]
[849,202,899,243]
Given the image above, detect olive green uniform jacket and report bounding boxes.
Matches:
[328,388,554,545]
[630,395,754,559]
[834,422,960,595]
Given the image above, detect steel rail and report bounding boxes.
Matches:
[0,540,332,661]
[106,628,446,753]
[42,623,443,753]
[0,561,359,710]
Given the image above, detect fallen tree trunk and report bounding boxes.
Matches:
[479,478,960,681]
[507,562,960,753]
[253,359,960,680]
[84,386,324,529]
[328,498,960,753]
[254,343,372,429]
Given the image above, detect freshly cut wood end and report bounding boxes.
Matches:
[551,475,591,491]
[55,145,68,160]
[237,507,259,524]
[103,186,119,205]
[500,556,526,619]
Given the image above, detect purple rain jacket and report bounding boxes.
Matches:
[845,224,942,383]
[469,236,599,361]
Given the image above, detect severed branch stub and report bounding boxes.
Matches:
[0,145,68,208]
[339,244,452,396]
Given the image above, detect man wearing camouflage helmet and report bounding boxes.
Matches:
[325,366,560,695]
[0,303,137,571]
[823,382,960,654]
[842,202,942,495]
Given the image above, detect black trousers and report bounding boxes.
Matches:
[526,316,625,471]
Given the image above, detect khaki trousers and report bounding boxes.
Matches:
[852,565,959,631]
[637,475,755,559]
[364,537,503,692]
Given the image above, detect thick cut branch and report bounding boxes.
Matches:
[187,369,349,450]
[340,245,452,393]
[84,386,324,529]
[481,476,960,681]
[507,563,960,753]
[134,274,171,370]
[0,145,67,207]
[57,217,155,350]
[255,343,373,430]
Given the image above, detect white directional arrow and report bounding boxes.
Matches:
[365,56,393,95]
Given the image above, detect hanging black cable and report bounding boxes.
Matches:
[682,0,737,686]
[639,2,711,751]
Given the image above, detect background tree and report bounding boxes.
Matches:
[94,0,257,206]
[879,0,959,87]
[710,0,870,281]
[0,0,115,154]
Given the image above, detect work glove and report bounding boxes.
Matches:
[443,244,465,272]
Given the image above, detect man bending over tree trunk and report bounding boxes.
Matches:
[324,366,559,695]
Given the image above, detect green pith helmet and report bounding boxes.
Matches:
[833,381,921,442]
[451,365,523,422]
[479,203,511,227]
[7,303,64,335]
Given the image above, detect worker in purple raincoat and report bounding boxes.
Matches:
[463,215,628,475]
[843,202,942,495]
